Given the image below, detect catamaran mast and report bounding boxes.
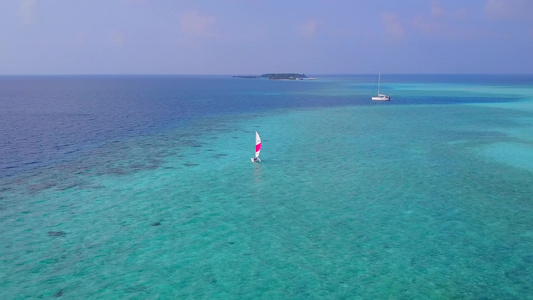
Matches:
[378,73,381,95]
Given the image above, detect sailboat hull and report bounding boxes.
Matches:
[372,96,390,101]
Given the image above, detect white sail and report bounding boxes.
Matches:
[371,73,390,101]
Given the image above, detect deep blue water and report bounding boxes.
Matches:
[0,75,354,176]
[1,74,528,178]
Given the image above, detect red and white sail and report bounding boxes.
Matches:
[255,131,261,158]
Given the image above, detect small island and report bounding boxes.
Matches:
[233,73,318,80]
[233,73,317,80]
[232,75,259,79]
[261,73,307,80]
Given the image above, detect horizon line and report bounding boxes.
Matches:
[1,72,532,76]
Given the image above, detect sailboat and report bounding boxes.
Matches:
[371,73,390,101]
[251,131,262,162]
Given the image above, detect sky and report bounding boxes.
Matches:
[0,0,532,75]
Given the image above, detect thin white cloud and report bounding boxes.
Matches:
[431,1,445,18]
[485,0,532,20]
[19,0,37,25]
[412,3,478,40]
[179,10,216,36]
[122,0,148,4]
[297,19,323,38]
[110,31,126,47]
[453,8,468,20]
[381,13,405,42]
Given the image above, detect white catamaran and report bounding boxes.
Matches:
[251,131,261,162]
[371,73,390,101]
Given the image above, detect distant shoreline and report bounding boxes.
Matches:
[233,73,318,80]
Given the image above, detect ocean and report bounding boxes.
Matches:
[1,74,532,299]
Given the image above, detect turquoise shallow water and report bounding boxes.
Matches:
[1,75,533,299]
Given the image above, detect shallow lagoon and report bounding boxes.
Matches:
[1,75,532,298]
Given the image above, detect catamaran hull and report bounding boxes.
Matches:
[251,157,261,163]
[372,96,390,101]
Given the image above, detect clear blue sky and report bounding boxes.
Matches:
[1,0,532,74]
